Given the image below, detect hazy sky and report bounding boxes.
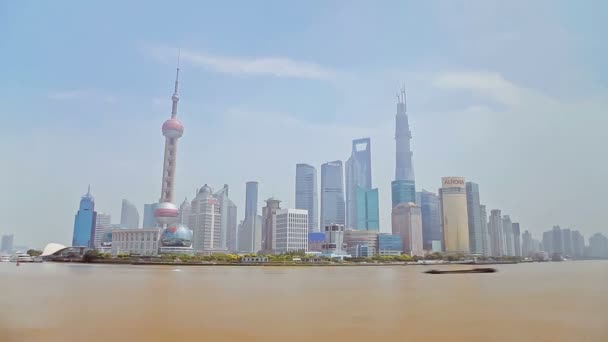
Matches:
[1,0,606,248]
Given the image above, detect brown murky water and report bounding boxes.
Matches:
[1,261,607,341]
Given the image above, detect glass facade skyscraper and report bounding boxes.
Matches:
[356,187,379,231]
[419,190,441,251]
[345,138,372,229]
[391,180,416,207]
[245,181,259,219]
[72,186,97,247]
[295,164,318,233]
[142,203,158,228]
[465,182,484,255]
[320,161,345,228]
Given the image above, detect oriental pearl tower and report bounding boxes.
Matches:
[154,67,184,227]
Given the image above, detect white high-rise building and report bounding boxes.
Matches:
[93,213,111,248]
[178,198,191,226]
[274,209,308,254]
[391,202,424,256]
[190,185,223,253]
[502,215,514,256]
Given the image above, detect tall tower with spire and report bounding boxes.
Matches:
[391,88,415,208]
[155,67,184,226]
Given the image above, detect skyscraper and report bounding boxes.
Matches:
[356,187,380,231]
[120,199,140,229]
[419,190,442,252]
[502,215,514,256]
[465,182,484,255]
[588,233,608,258]
[295,164,318,233]
[93,213,111,248]
[345,138,372,229]
[488,209,504,256]
[439,177,469,254]
[552,225,564,255]
[274,209,308,253]
[320,161,345,228]
[214,185,234,250]
[571,230,585,258]
[522,230,533,257]
[479,204,490,256]
[178,198,191,226]
[72,186,97,247]
[391,202,424,256]
[512,222,521,257]
[239,181,262,253]
[190,185,223,253]
[225,198,238,253]
[562,228,573,257]
[262,197,281,253]
[155,67,184,227]
[391,89,416,208]
[1,234,14,254]
[142,203,158,228]
[245,181,259,219]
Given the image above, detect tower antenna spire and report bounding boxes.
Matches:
[87,184,91,195]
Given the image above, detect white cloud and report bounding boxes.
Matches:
[432,70,556,109]
[144,44,336,80]
[47,90,117,104]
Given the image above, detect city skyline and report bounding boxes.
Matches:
[2,1,607,247]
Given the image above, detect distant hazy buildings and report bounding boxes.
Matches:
[120,199,140,229]
[512,222,521,257]
[178,198,191,226]
[488,209,504,256]
[93,213,111,248]
[571,230,585,258]
[522,230,533,257]
[562,228,573,257]
[142,203,158,228]
[345,138,372,229]
[320,161,345,228]
[439,177,469,254]
[502,215,514,256]
[391,89,416,208]
[190,185,223,253]
[465,182,484,255]
[244,181,259,219]
[72,186,97,247]
[274,209,308,254]
[588,233,608,258]
[295,164,318,233]
[419,190,442,251]
[1,234,14,254]
[262,197,281,253]
[391,202,424,256]
[479,205,489,256]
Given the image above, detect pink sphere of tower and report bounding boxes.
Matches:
[162,118,184,138]
[155,202,179,226]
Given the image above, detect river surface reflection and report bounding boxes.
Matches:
[1,261,607,341]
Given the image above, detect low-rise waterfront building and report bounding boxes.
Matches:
[111,228,160,256]
[377,234,403,256]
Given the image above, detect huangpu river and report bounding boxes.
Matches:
[1,261,607,342]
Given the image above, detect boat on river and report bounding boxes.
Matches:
[424,268,496,274]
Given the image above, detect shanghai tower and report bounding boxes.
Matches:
[391,89,415,207]
[155,67,185,226]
